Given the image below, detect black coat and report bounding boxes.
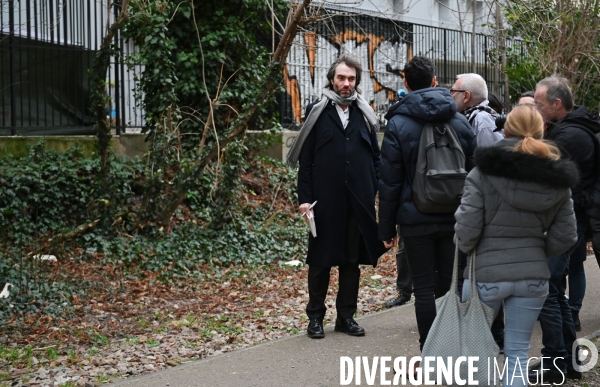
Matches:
[297,101,387,267]
[378,87,477,240]
[545,106,600,216]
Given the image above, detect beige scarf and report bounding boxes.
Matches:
[286,88,379,167]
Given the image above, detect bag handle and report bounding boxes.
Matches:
[466,248,482,301]
[450,244,481,301]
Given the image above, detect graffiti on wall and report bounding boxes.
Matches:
[282,14,413,125]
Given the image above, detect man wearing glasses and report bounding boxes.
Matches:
[451,73,506,354]
[451,73,503,147]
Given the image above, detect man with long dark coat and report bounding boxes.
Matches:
[287,54,388,339]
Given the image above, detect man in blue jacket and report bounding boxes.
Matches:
[378,56,476,351]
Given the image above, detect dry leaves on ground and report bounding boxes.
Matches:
[1,250,402,386]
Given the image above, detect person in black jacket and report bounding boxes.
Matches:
[294,55,388,339]
[378,56,476,353]
[530,76,600,381]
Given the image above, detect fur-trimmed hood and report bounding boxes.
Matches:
[473,138,579,211]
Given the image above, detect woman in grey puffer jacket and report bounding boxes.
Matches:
[455,104,578,387]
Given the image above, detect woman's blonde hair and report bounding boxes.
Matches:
[504,104,561,160]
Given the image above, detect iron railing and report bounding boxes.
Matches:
[0,0,142,135]
[1,2,516,135]
[280,8,518,127]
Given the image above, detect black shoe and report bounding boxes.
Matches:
[528,366,566,384]
[385,292,411,308]
[307,318,324,339]
[572,309,581,332]
[335,317,365,336]
[567,368,583,380]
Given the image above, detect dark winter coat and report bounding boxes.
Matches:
[545,106,600,216]
[297,101,387,267]
[378,87,477,240]
[455,138,578,283]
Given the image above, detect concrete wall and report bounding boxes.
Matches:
[0,131,381,162]
[0,134,148,159]
[251,129,385,162]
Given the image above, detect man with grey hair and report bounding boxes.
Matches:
[530,75,600,382]
[451,73,503,146]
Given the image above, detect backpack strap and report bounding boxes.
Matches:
[404,121,436,188]
[464,105,498,125]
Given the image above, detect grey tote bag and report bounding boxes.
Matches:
[421,247,499,386]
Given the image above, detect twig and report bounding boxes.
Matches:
[33,345,56,351]
[269,177,285,212]
[27,220,100,258]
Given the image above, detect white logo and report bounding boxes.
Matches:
[573,338,599,372]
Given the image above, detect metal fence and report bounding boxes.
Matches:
[0,0,142,136]
[280,8,518,127]
[2,2,516,135]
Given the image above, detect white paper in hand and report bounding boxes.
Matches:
[304,211,317,238]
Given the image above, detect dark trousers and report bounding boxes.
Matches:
[395,228,413,296]
[568,216,588,311]
[306,200,361,321]
[403,231,455,350]
[306,262,360,320]
[539,219,584,372]
[590,217,600,269]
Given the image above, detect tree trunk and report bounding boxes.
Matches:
[156,0,313,226]
[90,0,129,177]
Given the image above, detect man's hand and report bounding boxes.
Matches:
[384,236,398,249]
[299,203,313,216]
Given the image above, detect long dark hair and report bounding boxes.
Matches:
[326,54,362,90]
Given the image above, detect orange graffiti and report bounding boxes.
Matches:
[285,27,410,124]
[304,31,317,81]
[329,32,390,96]
[330,32,385,78]
[373,80,383,93]
[367,34,386,78]
[284,66,303,124]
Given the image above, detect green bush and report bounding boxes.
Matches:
[0,143,306,322]
[0,143,143,249]
[0,144,144,324]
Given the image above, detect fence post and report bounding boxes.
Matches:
[8,0,17,135]
[443,29,447,84]
[484,35,488,90]
[113,1,122,135]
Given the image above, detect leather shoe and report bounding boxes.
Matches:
[385,292,411,308]
[307,318,324,339]
[335,317,365,336]
[528,366,566,384]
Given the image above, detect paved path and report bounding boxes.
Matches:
[111,259,600,387]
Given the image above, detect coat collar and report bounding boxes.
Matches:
[326,101,355,133]
[474,138,579,188]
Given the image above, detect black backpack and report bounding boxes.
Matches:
[466,105,504,133]
[412,122,468,213]
[571,124,600,217]
[551,119,600,218]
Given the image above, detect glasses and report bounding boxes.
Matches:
[450,89,467,94]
